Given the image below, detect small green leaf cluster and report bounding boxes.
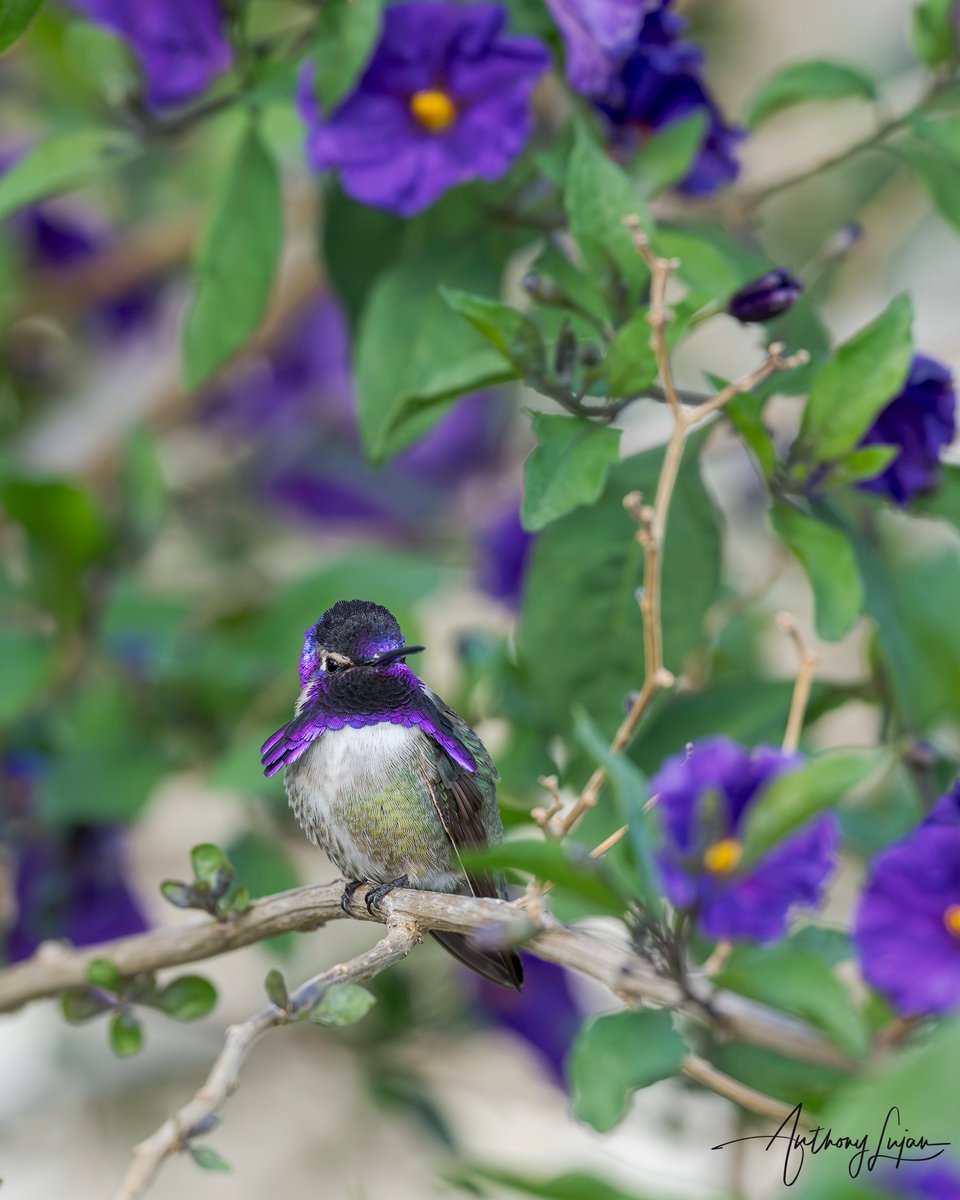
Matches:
[160,843,251,920]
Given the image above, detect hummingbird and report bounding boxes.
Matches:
[261,599,523,990]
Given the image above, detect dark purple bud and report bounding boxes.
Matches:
[727,269,803,324]
[521,272,566,305]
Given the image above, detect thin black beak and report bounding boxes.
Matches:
[368,645,425,668]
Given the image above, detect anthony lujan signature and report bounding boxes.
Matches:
[712,1104,951,1186]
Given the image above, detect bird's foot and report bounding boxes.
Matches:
[365,875,410,914]
[341,878,367,914]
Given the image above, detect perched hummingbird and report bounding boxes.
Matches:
[261,599,523,990]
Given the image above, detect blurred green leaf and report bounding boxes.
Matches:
[312,0,382,114]
[893,127,960,233]
[725,392,778,476]
[0,0,44,53]
[60,986,113,1024]
[451,1165,656,1200]
[912,0,957,66]
[307,983,377,1026]
[569,1010,687,1132]
[740,749,886,866]
[323,190,406,327]
[85,958,120,992]
[707,1038,850,1115]
[463,839,625,915]
[109,1010,143,1057]
[442,289,545,377]
[0,628,54,721]
[521,414,621,532]
[227,831,301,954]
[188,1144,231,1172]
[715,941,868,1058]
[632,112,707,197]
[264,969,289,1011]
[2,478,108,568]
[605,309,658,399]
[912,463,960,527]
[150,976,218,1021]
[183,121,283,390]
[798,294,913,462]
[0,128,136,220]
[40,744,166,824]
[566,124,649,308]
[771,503,864,641]
[745,60,876,127]
[120,429,166,545]
[160,880,198,910]
[519,436,721,735]
[823,444,897,487]
[356,243,511,460]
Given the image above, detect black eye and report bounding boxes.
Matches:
[324,658,341,674]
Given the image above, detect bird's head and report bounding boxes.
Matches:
[298,599,424,688]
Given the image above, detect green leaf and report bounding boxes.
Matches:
[566,124,650,307]
[823,444,898,487]
[771,503,864,641]
[0,129,136,221]
[226,830,301,954]
[85,958,120,992]
[60,987,113,1024]
[183,122,283,390]
[572,708,659,910]
[2,478,108,568]
[521,414,621,533]
[190,843,230,887]
[40,744,166,823]
[151,976,218,1021]
[912,0,957,66]
[745,60,876,127]
[519,436,721,735]
[451,1165,654,1200]
[323,189,406,327]
[798,293,913,462]
[913,463,960,527]
[356,244,511,460]
[632,112,708,198]
[0,0,44,54]
[120,429,166,544]
[715,941,868,1059]
[442,289,545,376]
[463,839,625,916]
[188,1144,231,1172]
[0,628,54,721]
[739,749,885,867]
[569,1010,687,1132]
[604,308,658,399]
[725,392,778,477]
[307,983,377,1026]
[109,1010,144,1057]
[311,0,382,114]
[264,969,289,1011]
[160,880,197,910]
[892,133,960,233]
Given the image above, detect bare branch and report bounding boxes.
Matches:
[777,611,819,754]
[113,922,420,1200]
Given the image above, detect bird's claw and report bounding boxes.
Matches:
[364,875,409,914]
[341,878,367,914]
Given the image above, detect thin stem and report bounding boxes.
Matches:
[777,612,819,754]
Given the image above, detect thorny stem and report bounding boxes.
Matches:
[547,220,809,840]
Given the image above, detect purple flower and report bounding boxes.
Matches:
[475,503,535,608]
[878,1161,960,1200]
[854,784,960,1016]
[728,269,803,324]
[297,3,551,216]
[653,738,838,941]
[7,827,149,961]
[856,355,957,506]
[568,0,741,197]
[68,0,232,111]
[545,0,648,96]
[471,953,581,1084]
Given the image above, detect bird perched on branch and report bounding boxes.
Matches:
[261,599,522,989]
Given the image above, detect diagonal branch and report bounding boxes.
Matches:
[113,921,420,1200]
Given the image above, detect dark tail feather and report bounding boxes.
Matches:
[430,931,523,991]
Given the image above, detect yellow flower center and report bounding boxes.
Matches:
[703,837,743,876]
[944,904,960,939]
[409,89,457,133]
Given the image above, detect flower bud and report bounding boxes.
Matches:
[727,269,802,324]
